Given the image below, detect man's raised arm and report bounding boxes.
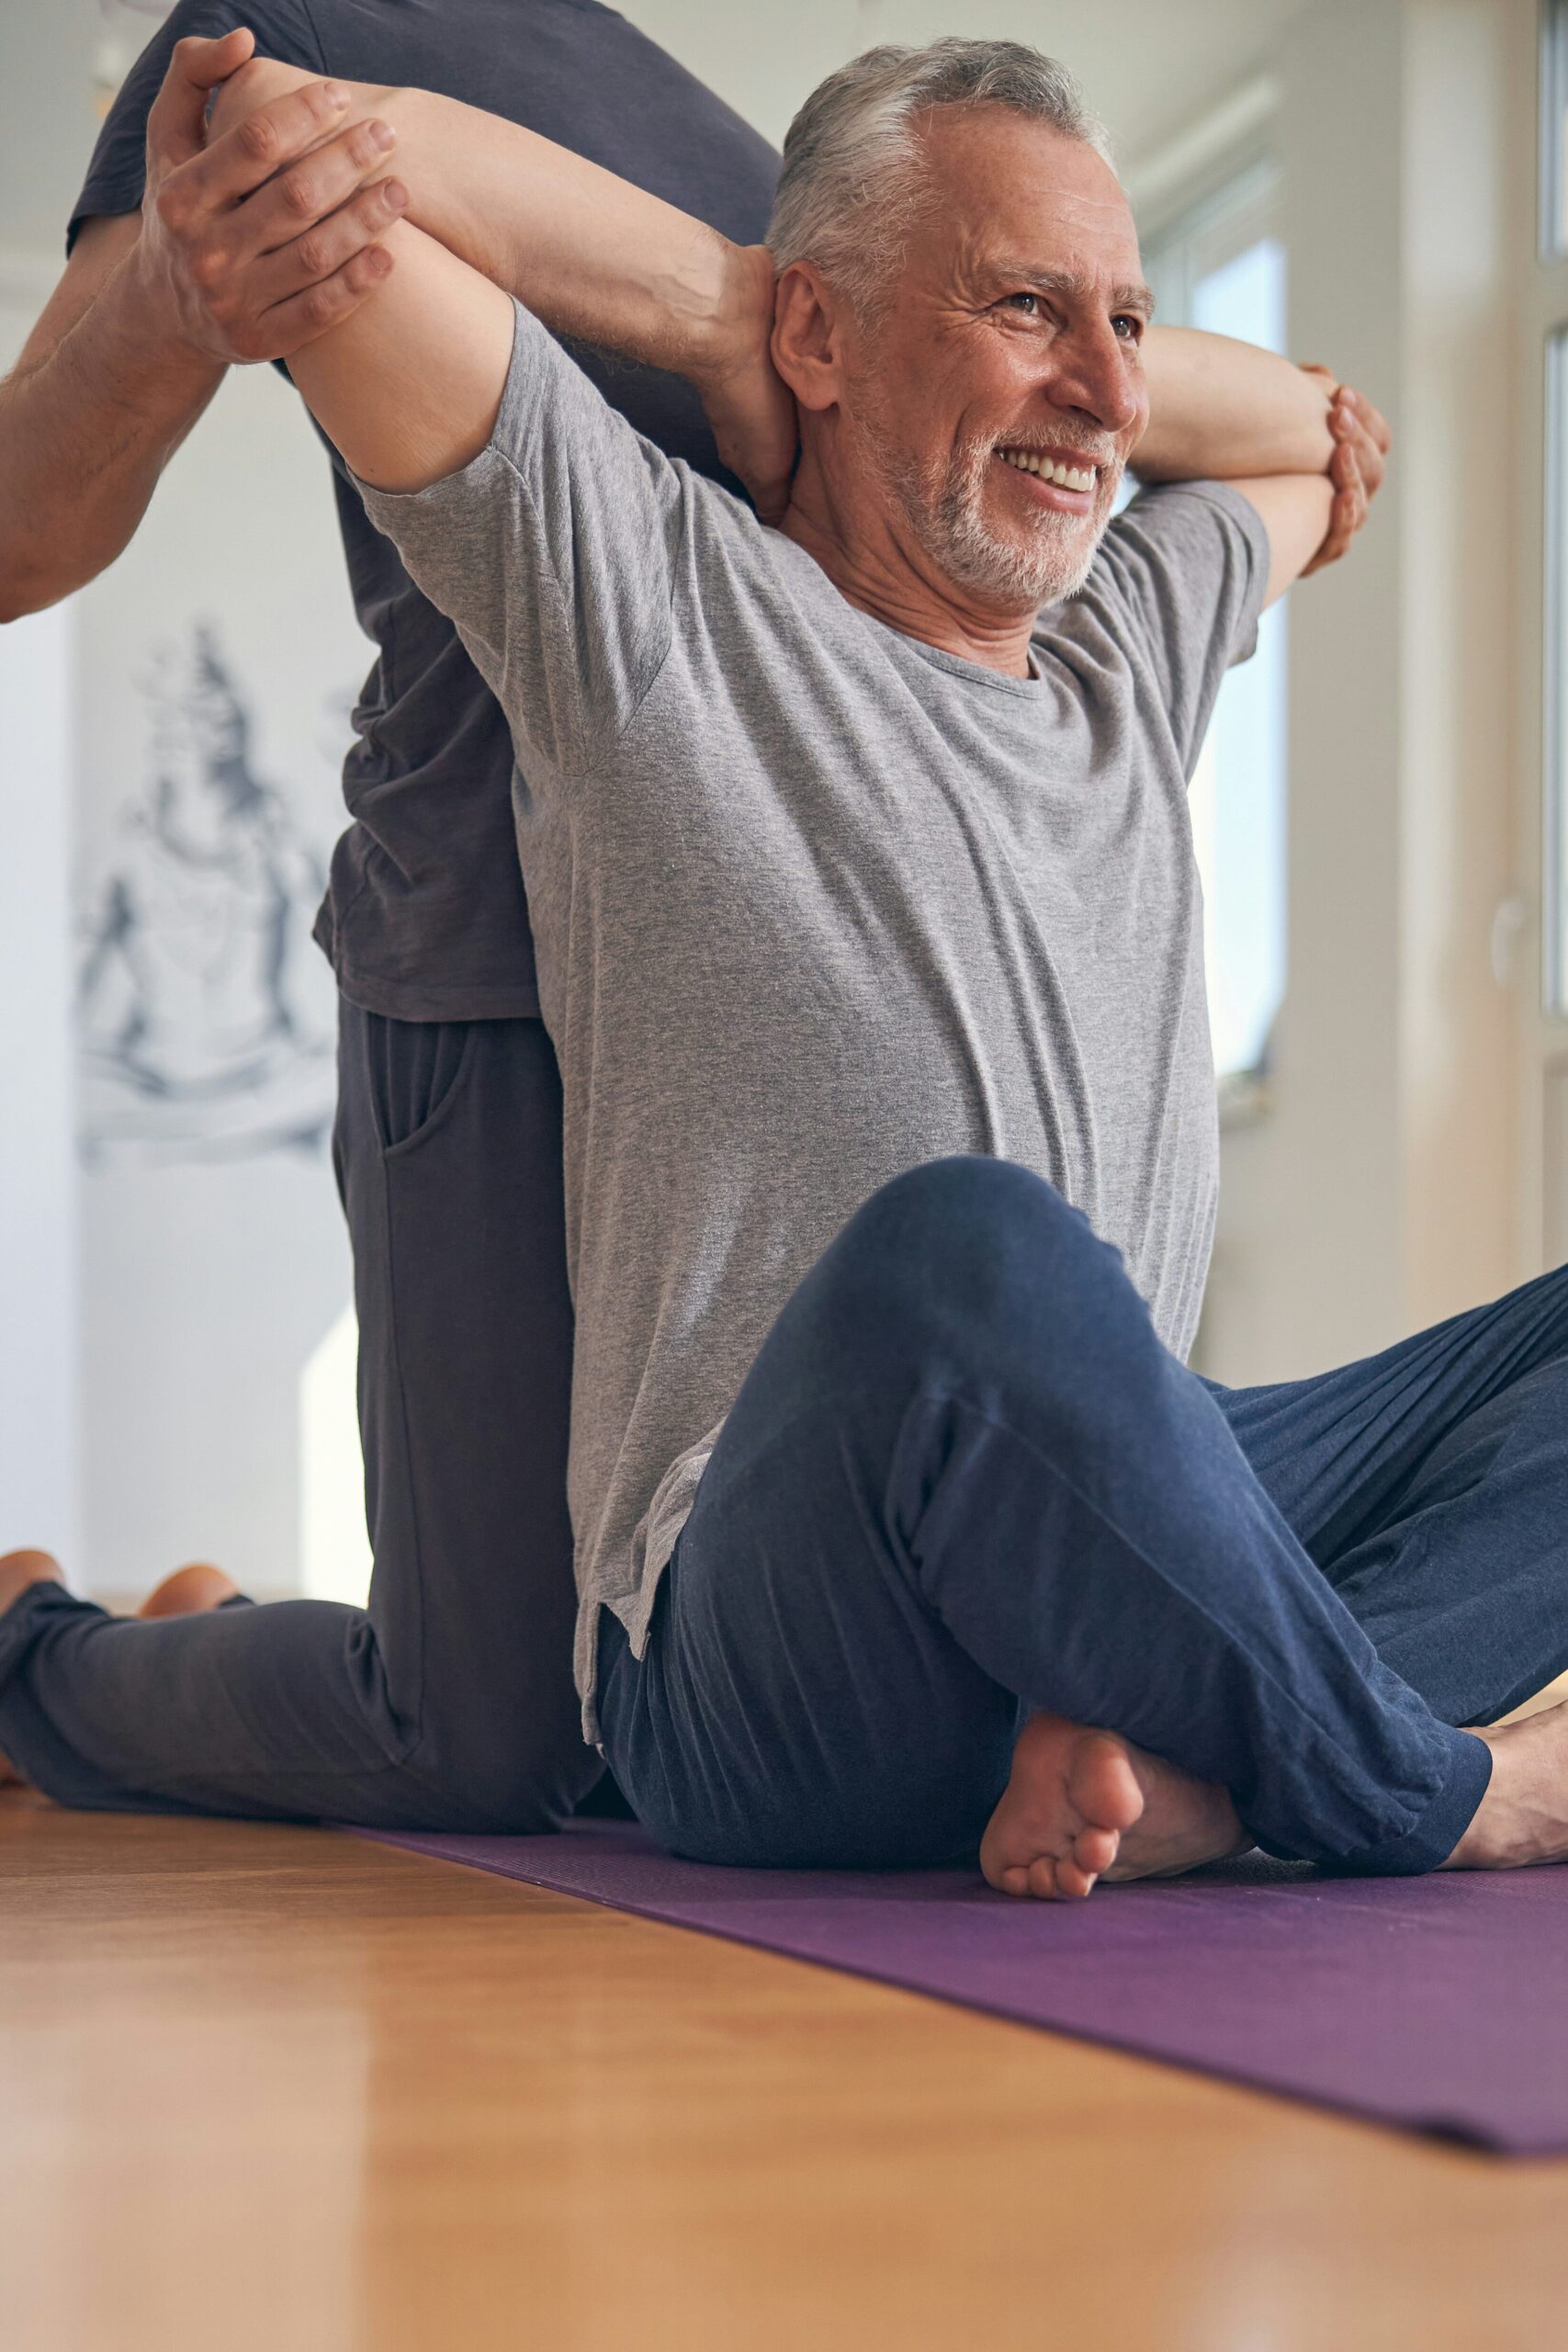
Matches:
[210,59,795,512]
[0,32,406,624]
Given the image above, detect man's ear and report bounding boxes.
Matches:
[771,260,849,415]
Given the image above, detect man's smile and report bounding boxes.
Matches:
[993,444,1100,512]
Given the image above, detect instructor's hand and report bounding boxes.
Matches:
[132,30,406,366]
[698,244,798,526]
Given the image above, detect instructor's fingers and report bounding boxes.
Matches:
[243,178,408,313]
[236,119,400,259]
[239,243,397,362]
[170,79,355,220]
[147,29,256,171]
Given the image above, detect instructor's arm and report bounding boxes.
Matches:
[0,30,405,623]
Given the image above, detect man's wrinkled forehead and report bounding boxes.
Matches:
[908,106,1145,301]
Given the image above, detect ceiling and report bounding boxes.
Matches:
[617,0,1322,164]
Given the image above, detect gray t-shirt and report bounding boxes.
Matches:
[362,302,1269,1733]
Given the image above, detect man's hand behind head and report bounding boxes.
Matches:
[134,33,406,367]
[1298,364,1391,576]
[697,243,797,526]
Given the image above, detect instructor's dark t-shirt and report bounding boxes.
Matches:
[72,0,779,1022]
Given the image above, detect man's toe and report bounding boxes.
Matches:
[1075,1822,1121,1877]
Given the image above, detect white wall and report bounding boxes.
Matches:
[0,281,79,1565]
[71,362,367,1597]
[1201,0,1522,1383]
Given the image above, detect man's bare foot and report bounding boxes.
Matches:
[1442,1701,1568,1871]
[137,1562,241,1619]
[981,1711,1250,1900]
[0,1551,66,1788]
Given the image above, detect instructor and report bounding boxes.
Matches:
[0,1,778,1826]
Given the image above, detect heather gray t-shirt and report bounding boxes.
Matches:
[361,302,1269,1733]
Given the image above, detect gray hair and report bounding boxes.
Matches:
[767,39,1112,321]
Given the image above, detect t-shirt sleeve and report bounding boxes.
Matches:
[356,300,682,777]
[68,0,325,249]
[1077,481,1271,780]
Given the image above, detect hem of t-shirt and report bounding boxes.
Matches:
[332,965,546,1025]
[314,897,544,1022]
[576,1588,657,1750]
[325,956,545,1024]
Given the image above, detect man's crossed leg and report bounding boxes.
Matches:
[596,1158,1568,1892]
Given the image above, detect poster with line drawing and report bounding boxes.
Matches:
[77,623,338,1164]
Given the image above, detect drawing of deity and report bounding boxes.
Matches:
[78,623,337,1162]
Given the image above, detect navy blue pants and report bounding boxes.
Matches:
[599,1159,1568,1874]
[0,1005,599,1829]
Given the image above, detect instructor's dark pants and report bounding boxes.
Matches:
[598,1159,1568,1874]
[0,1004,598,1830]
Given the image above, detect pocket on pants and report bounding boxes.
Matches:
[366,1016,479,1158]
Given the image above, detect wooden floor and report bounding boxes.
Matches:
[2,1792,1564,2352]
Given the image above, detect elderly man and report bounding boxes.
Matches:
[6,39,1567,1892]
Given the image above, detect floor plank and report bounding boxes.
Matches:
[2,1792,1563,2352]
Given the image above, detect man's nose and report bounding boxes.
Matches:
[1051,330,1143,437]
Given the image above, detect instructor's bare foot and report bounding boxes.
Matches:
[1443,1702,1568,1871]
[137,1562,241,1619]
[981,1711,1250,1900]
[0,1551,66,1788]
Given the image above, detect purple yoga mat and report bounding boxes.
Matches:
[354,1823,1568,2154]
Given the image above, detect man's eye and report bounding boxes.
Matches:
[1003,292,1040,316]
[1113,314,1144,343]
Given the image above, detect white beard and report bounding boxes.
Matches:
[856,411,1119,610]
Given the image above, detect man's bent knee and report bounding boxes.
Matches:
[822,1156,1108,1330]
[776,1156,1156,1430]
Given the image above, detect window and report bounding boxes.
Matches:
[1143,167,1288,1102]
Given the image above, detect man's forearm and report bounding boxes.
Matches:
[0,235,220,623]
[1134,326,1334,484]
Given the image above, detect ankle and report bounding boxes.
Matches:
[1440,1718,1562,1871]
